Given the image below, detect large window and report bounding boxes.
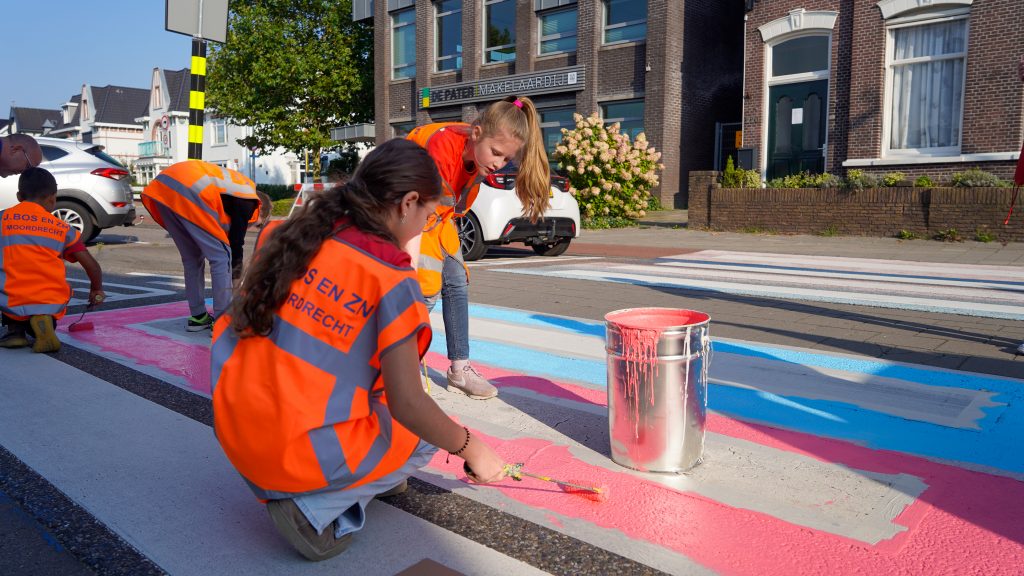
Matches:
[392,8,416,80]
[886,16,967,154]
[539,7,577,55]
[603,0,646,45]
[435,0,462,72]
[601,99,645,139]
[392,121,416,139]
[485,0,516,63]
[539,107,576,157]
[211,118,227,146]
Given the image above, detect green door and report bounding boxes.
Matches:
[767,80,827,180]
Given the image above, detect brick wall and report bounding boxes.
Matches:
[688,171,1024,241]
[744,0,1024,177]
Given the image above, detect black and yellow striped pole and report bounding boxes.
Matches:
[187,38,207,160]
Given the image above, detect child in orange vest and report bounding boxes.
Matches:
[212,139,507,562]
[0,167,104,353]
[406,95,551,399]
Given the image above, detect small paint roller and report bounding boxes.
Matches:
[464,462,608,502]
[68,293,105,332]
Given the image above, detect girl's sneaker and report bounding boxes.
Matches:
[186,312,214,332]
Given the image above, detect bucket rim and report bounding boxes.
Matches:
[604,307,710,331]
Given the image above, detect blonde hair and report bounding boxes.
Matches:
[474,95,550,222]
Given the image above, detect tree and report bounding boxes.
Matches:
[205,0,373,181]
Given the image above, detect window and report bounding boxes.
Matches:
[603,0,646,45]
[392,8,416,80]
[601,99,645,139]
[485,0,516,63]
[40,145,69,162]
[886,17,967,154]
[211,118,227,146]
[772,35,830,78]
[152,85,162,109]
[435,0,462,72]
[392,121,416,139]
[539,7,577,55]
[539,107,575,156]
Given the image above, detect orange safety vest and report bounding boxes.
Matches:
[211,224,432,499]
[0,202,81,320]
[406,123,483,298]
[142,161,261,243]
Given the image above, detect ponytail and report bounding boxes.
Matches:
[230,139,442,336]
[476,95,551,223]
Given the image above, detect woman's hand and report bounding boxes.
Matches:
[461,435,507,484]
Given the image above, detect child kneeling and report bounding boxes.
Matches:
[0,167,105,353]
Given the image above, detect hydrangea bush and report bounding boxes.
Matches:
[552,113,664,221]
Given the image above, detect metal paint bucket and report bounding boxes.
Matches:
[605,308,711,473]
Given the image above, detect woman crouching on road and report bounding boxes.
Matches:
[210,138,507,562]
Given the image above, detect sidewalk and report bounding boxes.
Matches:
[575,209,1024,266]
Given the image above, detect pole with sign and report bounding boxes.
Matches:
[165,0,228,161]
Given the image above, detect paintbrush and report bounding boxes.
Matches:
[465,462,608,501]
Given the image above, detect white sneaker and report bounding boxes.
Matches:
[446,364,498,399]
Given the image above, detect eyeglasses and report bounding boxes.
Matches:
[22,149,35,170]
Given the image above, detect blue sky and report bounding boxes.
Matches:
[3,1,193,112]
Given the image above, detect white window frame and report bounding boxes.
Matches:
[881,9,969,159]
[538,6,578,56]
[434,0,462,72]
[600,98,645,138]
[211,118,228,146]
[602,0,646,46]
[484,0,516,64]
[392,7,417,80]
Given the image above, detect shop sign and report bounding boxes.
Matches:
[421,65,585,108]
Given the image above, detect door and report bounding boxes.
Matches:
[767,80,827,180]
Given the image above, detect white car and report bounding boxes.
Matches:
[458,170,581,261]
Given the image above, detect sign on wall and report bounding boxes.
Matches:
[421,65,585,109]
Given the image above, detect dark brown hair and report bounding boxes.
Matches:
[230,138,442,336]
[18,167,57,200]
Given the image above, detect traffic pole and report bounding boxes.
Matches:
[188,37,207,160]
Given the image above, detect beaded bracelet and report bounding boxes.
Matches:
[446,426,471,463]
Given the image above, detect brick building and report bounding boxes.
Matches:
[354,0,743,207]
[742,0,1023,182]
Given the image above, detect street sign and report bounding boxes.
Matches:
[165,0,229,43]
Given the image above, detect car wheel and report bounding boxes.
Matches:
[52,201,96,243]
[458,212,488,261]
[531,238,571,257]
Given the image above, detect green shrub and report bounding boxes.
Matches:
[896,229,919,240]
[846,169,879,190]
[950,168,1009,188]
[582,216,637,229]
[553,113,663,220]
[913,175,934,187]
[721,155,761,189]
[933,228,963,242]
[819,224,839,237]
[271,198,295,216]
[881,172,905,187]
[257,184,296,201]
[974,227,996,243]
[765,171,841,189]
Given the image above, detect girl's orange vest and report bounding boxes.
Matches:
[142,161,261,244]
[0,202,81,320]
[211,228,432,499]
[406,123,482,298]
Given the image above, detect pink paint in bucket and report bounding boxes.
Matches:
[605,308,711,473]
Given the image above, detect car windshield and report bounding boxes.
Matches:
[86,146,125,168]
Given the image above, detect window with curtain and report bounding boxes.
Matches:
[539,7,577,55]
[888,17,967,153]
[603,0,646,45]
[485,0,516,63]
[435,0,462,72]
[601,99,645,139]
[392,8,416,80]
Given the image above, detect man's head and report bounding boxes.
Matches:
[0,134,43,178]
[17,167,58,211]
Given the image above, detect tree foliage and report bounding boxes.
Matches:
[205,0,373,179]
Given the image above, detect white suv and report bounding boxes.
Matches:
[458,170,581,261]
[0,137,136,242]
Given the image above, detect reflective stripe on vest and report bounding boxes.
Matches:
[0,203,78,320]
[212,237,431,499]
